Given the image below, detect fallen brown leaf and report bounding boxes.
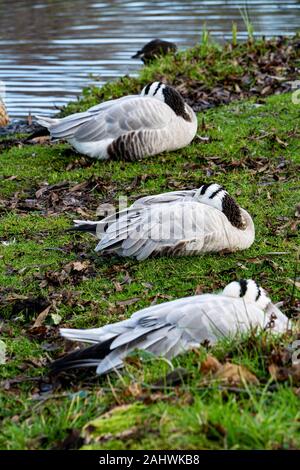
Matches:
[200,355,221,375]
[32,305,51,328]
[124,382,142,398]
[208,362,260,387]
[269,363,300,385]
[115,297,141,307]
[71,261,90,272]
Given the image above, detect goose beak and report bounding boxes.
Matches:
[265,301,290,332]
[265,301,283,317]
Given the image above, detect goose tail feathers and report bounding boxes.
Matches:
[35,115,60,129]
[69,219,99,235]
[50,338,114,373]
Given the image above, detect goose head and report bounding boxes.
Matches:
[194,183,246,230]
[222,279,271,310]
[140,82,191,121]
[223,279,289,332]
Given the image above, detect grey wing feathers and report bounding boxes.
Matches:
[37,111,95,139]
[36,95,139,138]
[73,97,172,143]
[96,209,161,260]
[87,95,138,114]
[61,317,134,344]
[96,201,224,259]
[55,290,290,376]
[45,96,172,143]
[131,189,197,208]
[57,295,273,375]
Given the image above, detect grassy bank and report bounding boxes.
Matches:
[61,34,300,116]
[0,36,300,450]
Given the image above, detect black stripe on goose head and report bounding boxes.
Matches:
[222,279,271,310]
[256,285,261,302]
[199,183,212,195]
[196,183,245,229]
[142,83,152,95]
[239,279,248,297]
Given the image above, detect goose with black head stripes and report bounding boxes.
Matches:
[51,279,289,376]
[72,183,255,260]
[35,82,197,161]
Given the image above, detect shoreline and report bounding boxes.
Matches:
[0,34,299,141]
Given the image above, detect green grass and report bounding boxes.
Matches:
[0,44,300,450]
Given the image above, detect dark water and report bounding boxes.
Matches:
[0,0,300,118]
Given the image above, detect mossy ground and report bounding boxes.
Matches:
[0,38,300,450]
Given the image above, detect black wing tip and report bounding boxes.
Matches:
[50,338,114,374]
[67,223,97,234]
[49,357,97,374]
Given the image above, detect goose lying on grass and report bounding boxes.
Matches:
[51,279,289,376]
[72,183,255,260]
[132,39,177,64]
[35,82,197,160]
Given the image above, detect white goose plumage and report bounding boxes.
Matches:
[73,183,255,260]
[51,279,289,376]
[35,82,197,161]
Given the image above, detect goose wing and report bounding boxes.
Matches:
[50,96,175,142]
[74,96,174,142]
[86,190,197,237]
[86,95,139,114]
[55,295,274,375]
[96,201,233,259]
[131,189,197,208]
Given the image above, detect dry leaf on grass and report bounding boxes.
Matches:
[124,382,142,398]
[200,355,221,374]
[32,305,51,328]
[115,297,141,307]
[71,261,90,272]
[29,136,51,145]
[200,356,259,387]
[269,363,300,385]
[213,363,260,387]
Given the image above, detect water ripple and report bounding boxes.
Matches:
[0,0,299,118]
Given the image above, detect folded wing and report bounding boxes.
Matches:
[47,96,174,142]
[53,295,278,375]
[95,201,234,259]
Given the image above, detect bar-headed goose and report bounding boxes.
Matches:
[72,183,255,260]
[132,39,177,64]
[51,279,289,375]
[35,82,197,161]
